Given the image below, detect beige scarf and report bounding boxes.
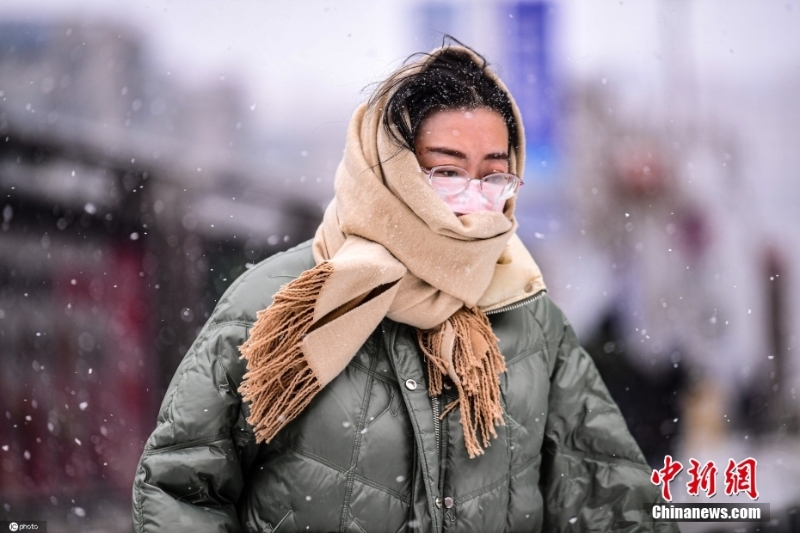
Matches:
[238,46,546,457]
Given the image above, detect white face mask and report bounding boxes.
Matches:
[431,178,507,215]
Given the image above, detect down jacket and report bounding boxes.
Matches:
[132,240,679,533]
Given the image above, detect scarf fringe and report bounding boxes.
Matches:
[238,260,507,457]
[238,262,334,443]
[418,307,507,458]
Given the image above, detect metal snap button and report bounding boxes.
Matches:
[444,497,454,508]
[405,378,417,391]
[435,497,442,508]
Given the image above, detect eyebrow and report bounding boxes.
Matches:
[425,147,510,162]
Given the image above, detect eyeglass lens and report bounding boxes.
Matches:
[429,166,518,201]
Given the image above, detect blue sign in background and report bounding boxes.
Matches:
[504,1,559,185]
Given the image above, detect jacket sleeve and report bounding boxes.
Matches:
[131,322,257,533]
[539,303,680,532]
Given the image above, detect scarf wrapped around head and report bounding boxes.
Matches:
[238,46,545,458]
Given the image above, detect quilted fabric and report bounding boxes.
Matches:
[132,241,679,533]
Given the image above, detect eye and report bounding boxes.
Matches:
[431,167,467,179]
[485,166,510,176]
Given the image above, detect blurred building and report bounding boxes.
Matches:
[554,32,800,533]
[0,20,320,528]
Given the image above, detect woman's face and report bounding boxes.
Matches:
[414,107,511,214]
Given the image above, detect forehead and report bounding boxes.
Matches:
[416,108,509,147]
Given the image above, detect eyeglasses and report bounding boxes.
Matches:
[422,165,524,203]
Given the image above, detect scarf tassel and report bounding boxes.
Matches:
[239,263,507,458]
[418,307,507,458]
[238,262,334,443]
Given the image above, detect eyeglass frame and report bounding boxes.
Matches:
[420,165,525,201]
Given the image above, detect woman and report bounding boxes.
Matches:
[132,43,678,532]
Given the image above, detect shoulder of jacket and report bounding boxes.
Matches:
[208,239,316,326]
[521,293,569,347]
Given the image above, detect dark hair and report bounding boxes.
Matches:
[369,37,519,153]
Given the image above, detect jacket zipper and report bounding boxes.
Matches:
[431,393,446,523]
[484,289,547,316]
[431,396,441,453]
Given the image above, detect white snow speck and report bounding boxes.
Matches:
[72,507,86,517]
[74,438,82,446]
[79,402,88,411]
[569,517,578,524]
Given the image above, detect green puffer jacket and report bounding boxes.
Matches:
[132,241,679,533]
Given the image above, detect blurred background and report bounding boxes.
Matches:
[0,0,798,531]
